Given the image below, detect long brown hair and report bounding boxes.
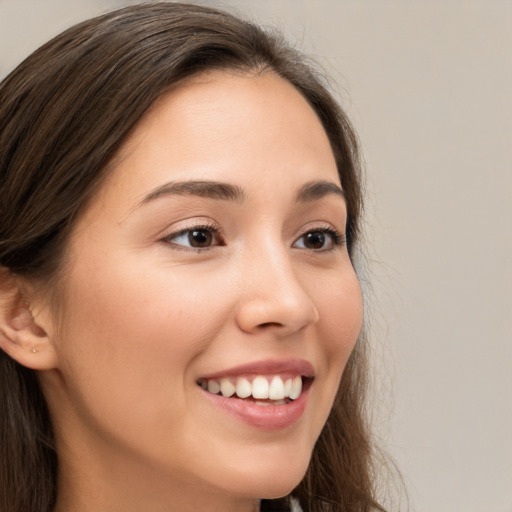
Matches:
[0,3,385,511]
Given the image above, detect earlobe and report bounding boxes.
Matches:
[0,268,58,370]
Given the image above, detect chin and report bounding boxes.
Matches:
[217,453,310,501]
[256,478,304,501]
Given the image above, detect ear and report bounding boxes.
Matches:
[0,268,58,370]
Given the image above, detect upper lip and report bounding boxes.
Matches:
[199,358,314,380]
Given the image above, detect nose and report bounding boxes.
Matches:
[235,249,319,336]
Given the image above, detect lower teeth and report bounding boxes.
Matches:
[254,399,287,406]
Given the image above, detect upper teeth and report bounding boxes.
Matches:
[202,375,303,400]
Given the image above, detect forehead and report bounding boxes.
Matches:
[92,70,340,213]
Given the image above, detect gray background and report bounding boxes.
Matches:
[1,1,511,511]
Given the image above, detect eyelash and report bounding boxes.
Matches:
[161,222,225,251]
[160,223,346,252]
[294,225,347,252]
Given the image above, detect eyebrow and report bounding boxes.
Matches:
[137,178,344,208]
[296,180,345,202]
[139,180,246,205]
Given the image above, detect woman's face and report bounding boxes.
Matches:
[41,71,363,510]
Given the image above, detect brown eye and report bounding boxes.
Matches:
[188,229,213,248]
[164,225,223,249]
[303,231,327,249]
[293,228,344,251]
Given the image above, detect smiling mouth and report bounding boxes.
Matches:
[196,375,312,405]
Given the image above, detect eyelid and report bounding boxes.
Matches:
[293,223,347,251]
[157,218,346,252]
[159,219,224,251]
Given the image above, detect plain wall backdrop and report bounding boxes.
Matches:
[1,1,511,511]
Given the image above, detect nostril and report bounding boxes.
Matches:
[258,322,283,329]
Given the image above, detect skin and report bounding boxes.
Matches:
[32,71,363,512]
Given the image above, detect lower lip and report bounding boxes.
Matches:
[200,384,311,431]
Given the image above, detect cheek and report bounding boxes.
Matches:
[304,267,363,432]
[64,246,225,338]
[54,255,233,434]
[316,269,363,359]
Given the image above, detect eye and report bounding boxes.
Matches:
[162,224,224,250]
[293,228,345,251]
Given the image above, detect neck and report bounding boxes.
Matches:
[52,435,261,512]
[54,470,261,512]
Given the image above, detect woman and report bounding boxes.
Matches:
[0,3,385,511]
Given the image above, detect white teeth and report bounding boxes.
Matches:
[284,378,292,397]
[251,376,269,399]
[289,376,302,400]
[220,378,236,398]
[201,374,305,401]
[269,376,285,400]
[235,377,252,398]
